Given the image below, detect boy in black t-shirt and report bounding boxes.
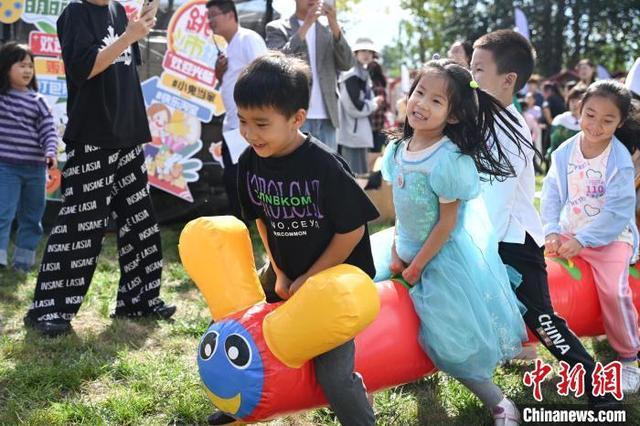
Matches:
[24,0,175,337]
[206,52,378,426]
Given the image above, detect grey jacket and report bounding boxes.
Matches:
[265,14,355,129]
[338,66,376,149]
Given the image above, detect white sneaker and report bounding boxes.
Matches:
[621,364,640,395]
[493,397,520,426]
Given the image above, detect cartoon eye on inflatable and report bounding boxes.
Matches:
[225,333,251,369]
[200,331,219,360]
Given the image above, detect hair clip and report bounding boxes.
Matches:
[469,80,479,89]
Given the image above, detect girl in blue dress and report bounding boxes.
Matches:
[376,59,531,425]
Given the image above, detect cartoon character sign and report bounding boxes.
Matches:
[148,103,171,146]
[160,0,226,117]
[144,103,203,202]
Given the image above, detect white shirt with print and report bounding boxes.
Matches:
[560,140,633,246]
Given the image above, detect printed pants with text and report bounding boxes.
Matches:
[499,233,600,395]
[26,144,164,322]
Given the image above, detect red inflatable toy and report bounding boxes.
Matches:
[179,217,640,422]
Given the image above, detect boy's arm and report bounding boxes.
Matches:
[88,11,155,79]
[256,218,290,299]
[256,218,284,278]
[288,225,365,296]
[402,201,458,284]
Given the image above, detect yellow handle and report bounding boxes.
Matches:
[263,264,380,368]
[179,216,265,320]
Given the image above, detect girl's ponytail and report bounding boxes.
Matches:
[474,88,525,179]
[446,71,538,181]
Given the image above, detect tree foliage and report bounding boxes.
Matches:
[336,0,362,13]
[388,0,640,77]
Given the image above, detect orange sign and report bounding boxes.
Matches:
[35,57,65,77]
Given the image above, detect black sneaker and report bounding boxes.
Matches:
[207,411,237,425]
[23,316,72,337]
[151,304,177,319]
[110,304,177,320]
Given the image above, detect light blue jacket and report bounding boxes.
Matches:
[541,133,638,258]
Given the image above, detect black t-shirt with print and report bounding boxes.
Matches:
[238,135,380,280]
[57,0,151,148]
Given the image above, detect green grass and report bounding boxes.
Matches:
[1,220,638,425]
[534,175,543,212]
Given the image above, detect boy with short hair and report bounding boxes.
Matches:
[207,52,378,425]
[471,29,619,406]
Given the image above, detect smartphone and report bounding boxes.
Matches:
[140,0,159,19]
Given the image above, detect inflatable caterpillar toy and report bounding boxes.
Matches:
[179,216,640,422]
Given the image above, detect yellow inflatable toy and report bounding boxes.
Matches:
[179,216,382,420]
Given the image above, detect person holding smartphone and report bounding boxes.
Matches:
[266,0,354,152]
[24,0,176,337]
[206,0,267,219]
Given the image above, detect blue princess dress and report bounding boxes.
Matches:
[375,138,527,382]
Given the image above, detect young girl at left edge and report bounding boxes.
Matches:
[0,42,59,272]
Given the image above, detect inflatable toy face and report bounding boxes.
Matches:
[197,320,264,418]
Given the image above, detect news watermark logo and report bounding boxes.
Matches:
[521,405,627,424]
[523,359,622,402]
[520,360,629,424]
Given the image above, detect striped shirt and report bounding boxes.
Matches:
[0,89,59,166]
